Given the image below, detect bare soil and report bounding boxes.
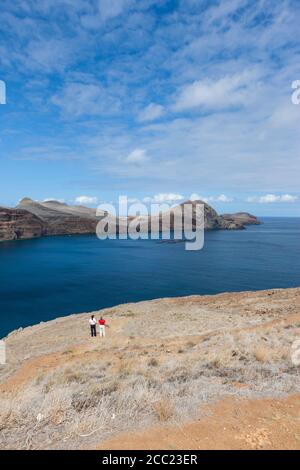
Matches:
[0,287,299,449]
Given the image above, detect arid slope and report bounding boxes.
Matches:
[0,288,299,449]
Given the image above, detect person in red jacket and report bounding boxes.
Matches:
[98,317,106,337]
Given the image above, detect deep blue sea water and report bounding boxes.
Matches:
[0,217,300,338]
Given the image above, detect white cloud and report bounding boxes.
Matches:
[81,0,129,28]
[125,148,149,164]
[138,103,165,122]
[26,38,76,73]
[2,0,300,212]
[247,194,298,204]
[74,195,98,205]
[51,82,120,117]
[98,0,128,21]
[281,194,298,203]
[190,193,203,202]
[216,194,233,203]
[190,193,233,203]
[127,197,141,204]
[143,193,184,204]
[269,102,300,128]
[173,71,257,112]
[43,198,65,203]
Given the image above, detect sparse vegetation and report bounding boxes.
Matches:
[148,358,159,367]
[153,398,175,422]
[254,347,272,363]
[1,288,300,449]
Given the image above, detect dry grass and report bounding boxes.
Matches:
[117,358,136,377]
[254,347,273,363]
[153,398,175,422]
[1,329,299,449]
[148,358,159,367]
[1,288,300,449]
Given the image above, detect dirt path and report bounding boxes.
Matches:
[1,288,300,450]
[98,394,300,450]
[2,311,300,395]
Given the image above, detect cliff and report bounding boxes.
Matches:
[182,200,253,230]
[17,198,105,237]
[124,200,258,234]
[0,198,260,242]
[221,212,260,226]
[0,207,44,241]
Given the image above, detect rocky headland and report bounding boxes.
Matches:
[0,198,260,242]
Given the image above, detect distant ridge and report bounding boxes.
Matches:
[0,198,260,242]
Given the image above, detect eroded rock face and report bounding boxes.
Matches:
[221,212,261,226]
[0,200,101,241]
[16,199,101,237]
[0,198,260,242]
[157,200,249,231]
[44,217,98,236]
[0,207,44,241]
[123,200,252,233]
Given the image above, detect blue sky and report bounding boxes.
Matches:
[0,0,300,215]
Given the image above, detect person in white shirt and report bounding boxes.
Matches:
[89,315,97,337]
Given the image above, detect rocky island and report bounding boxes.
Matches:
[0,198,260,242]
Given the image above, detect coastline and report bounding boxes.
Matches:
[1,287,300,449]
[0,199,260,242]
[1,215,300,339]
[2,285,299,340]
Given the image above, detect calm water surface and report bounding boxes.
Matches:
[0,217,299,337]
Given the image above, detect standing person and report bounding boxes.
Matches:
[89,315,97,337]
[98,316,106,337]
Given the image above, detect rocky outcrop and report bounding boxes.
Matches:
[44,217,99,236]
[18,198,100,220]
[0,207,44,241]
[17,198,105,237]
[0,198,260,242]
[221,212,261,226]
[131,200,249,233]
[171,201,259,230]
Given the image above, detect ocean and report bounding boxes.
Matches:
[0,217,299,338]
